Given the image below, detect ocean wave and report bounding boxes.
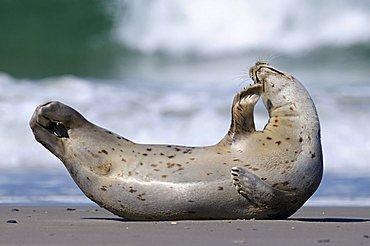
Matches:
[111,0,370,56]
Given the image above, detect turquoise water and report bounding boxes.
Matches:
[0,0,370,206]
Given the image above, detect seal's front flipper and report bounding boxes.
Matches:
[231,167,297,209]
[228,84,262,140]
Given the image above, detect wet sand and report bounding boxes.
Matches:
[1,206,369,246]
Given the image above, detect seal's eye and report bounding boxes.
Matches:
[48,121,69,138]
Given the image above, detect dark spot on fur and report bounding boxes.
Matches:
[183,149,192,154]
[150,164,157,167]
[311,153,316,159]
[299,137,303,143]
[190,158,195,161]
[142,153,148,156]
[106,131,113,135]
[252,167,259,171]
[146,148,152,151]
[100,187,107,191]
[266,137,272,140]
[207,172,213,176]
[86,177,91,181]
[121,158,126,162]
[218,186,224,191]
[290,106,294,111]
[117,136,122,139]
[160,153,164,156]
[139,162,143,166]
[98,149,108,155]
[128,171,132,176]
[286,137,290,140]
[273,124,278,127]
[188,200,195,203]
[167,163,175,168]
[233,158,241,162]
[161,175,167,178]
[129,187,137,193]
[136,193,146,201]
[275,141,281,145]
[168,155,175,158]
[153,168,160,172]
[261,177,267,180]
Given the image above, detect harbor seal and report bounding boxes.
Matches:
[29,62,323,220]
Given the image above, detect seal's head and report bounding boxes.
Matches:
[29,101,88,161]
[30,101,132,177]
[249,61,307,116]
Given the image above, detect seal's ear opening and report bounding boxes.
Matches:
[48,121,69,138]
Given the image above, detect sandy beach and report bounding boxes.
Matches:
[0,206,369,246]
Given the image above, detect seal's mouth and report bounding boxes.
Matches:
[39,117,69,138]
[249,61,269,83]
[249,61,286,84]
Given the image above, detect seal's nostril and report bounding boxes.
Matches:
[41,101,53,107]
[48,121,69,138]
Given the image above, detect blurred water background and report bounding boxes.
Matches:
[1,0,370,206]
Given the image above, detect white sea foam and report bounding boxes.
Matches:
[111,0,370,56]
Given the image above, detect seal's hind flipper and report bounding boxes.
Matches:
[228,84,262,140]
[231,167,297,209]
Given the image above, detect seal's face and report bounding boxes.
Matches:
[249,61,296,115]
[29,101,87,161]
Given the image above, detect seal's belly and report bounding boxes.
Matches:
[92,176,257,220]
